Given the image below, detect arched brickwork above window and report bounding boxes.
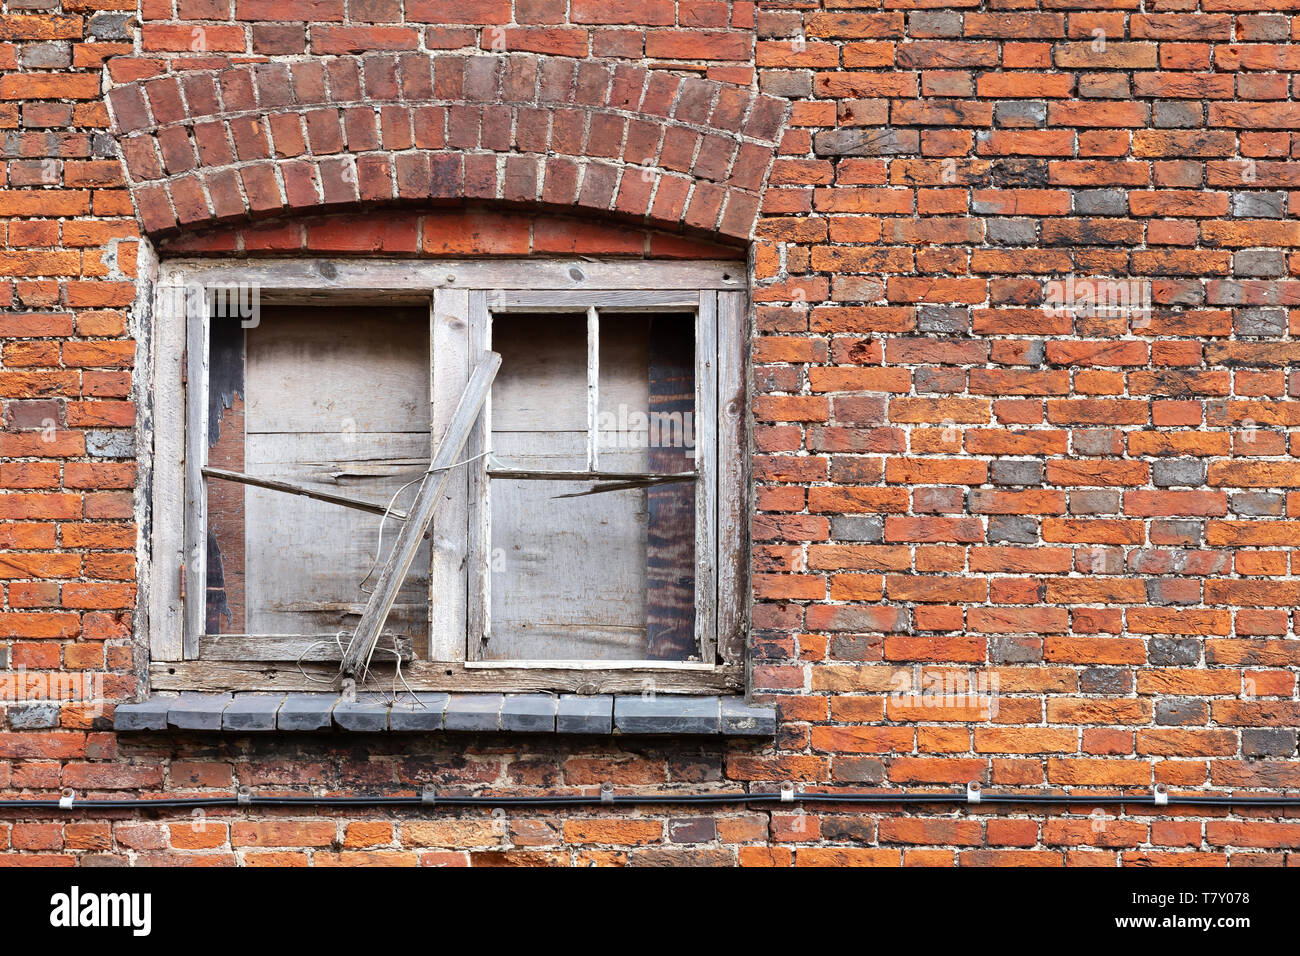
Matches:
[106,53,789,241]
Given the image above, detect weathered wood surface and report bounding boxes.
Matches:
[241,307,430,641]
[168,259,747,296]
[339,353,501,681]
[199,633,413,662]
[717,290,750,666]
[152,660,742,694]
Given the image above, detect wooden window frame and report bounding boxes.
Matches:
[145,258,749,696]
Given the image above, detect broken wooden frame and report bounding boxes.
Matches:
[145,259,749,695]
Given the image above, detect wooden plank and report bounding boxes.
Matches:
[695,291,719,666]
[203,315,246,635]
[202,467,408,519]
[152,659,743,694]
[429,288,471,662]
[339,353,501,681]
[488,290,702,311]
[148,271,188,661]
[467,291,491,660]
[488,469,695,482]
[240,307,431,642]
[645,312,698,661]
[199,633,413,662]
[484,477,649,661]
[168,259,746,294]
[182,285,210,659]
[717,290,749,666]
[587,306,599,471]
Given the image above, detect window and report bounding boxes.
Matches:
[147,259,748,695]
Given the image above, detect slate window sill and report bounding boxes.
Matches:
[114,692,776,737]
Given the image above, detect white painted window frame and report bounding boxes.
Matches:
[145,258,749,695]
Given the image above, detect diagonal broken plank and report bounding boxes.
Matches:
[338,352,501,683]
[202,466,410,519]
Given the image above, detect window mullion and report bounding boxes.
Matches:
[182,284,210,660]
[587,305,599,472]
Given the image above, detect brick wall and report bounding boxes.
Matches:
[1,0,1299,865]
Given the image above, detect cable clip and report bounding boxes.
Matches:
[237,785,252,806]
[1153,784,1168,807]
[600,783,614,805]
[58,788,75,810]
[966,781,982,805]
[421,784,437,807]
[780,782,796,803]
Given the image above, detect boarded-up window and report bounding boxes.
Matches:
[156,260,746,694]
[484,312,697,661]
[203,306,431,655]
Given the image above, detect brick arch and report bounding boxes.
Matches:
[106,52,788,241]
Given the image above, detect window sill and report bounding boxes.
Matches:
[114,692,776,737]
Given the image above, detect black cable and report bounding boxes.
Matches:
[2,789,1300,812]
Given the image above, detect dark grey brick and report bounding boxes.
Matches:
[1072,430,1122,456]
[167,693,231,731]
[986,218,1037,244]
[1233,249,1286,278]
[333,694,390,732]
[988,515,1037,544]
[1230,491,1283,516]
[86,430,135,458]
[988,159,1046,187]
[1148,637,1200,666]
[908,10,962,36]
[1230,191,1284,218]
[1080,668,1131,695]
[1153,101,1201,128]
[721,698,778,736]
[991,459,1042,486]
[389,693,449,732]
[1152,458,1205,487]
[113,697,171,732]
[814,127,918,157]
[1242,729,1296,758]
[917,305,970,333]
[994,101,1046,128]
[445,693,503,732]
[989,636,1042,664]
[1235,308,1286,338]
[500,694,556,732]
[1073,189,1127,215]
[20,42,72,69]
[614,696,720,734]
[1156,700,1205,726]
[831,515,882,542]
[9,702,60,729]
[557,695,613,734]
[91,133,118,159]
[88,12,134,40]
[1069,490,1120,515]
[278,694,335,731]
[222,694,283,732]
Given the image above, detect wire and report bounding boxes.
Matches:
[4,789,1300,812]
